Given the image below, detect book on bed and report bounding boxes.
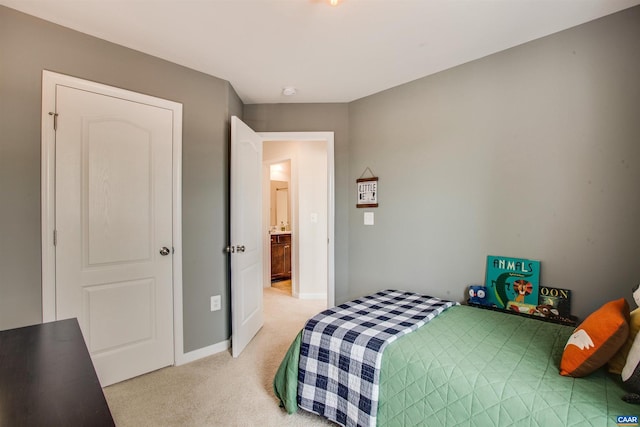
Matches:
[539,285,572,316]
[485,255,540,312]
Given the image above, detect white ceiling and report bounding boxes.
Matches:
[2,0,639,104]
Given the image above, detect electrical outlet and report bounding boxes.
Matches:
[210,295,221,312]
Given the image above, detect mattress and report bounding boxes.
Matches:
[275,305,636,426]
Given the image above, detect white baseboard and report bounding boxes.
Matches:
[175,339,230,366]
[298,293,327,300]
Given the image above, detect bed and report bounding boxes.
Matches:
[274,291,636,426]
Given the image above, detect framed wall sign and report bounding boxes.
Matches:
[357,177,378,208]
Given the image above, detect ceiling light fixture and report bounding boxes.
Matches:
[329,0,339,5]
[282,87,297,96]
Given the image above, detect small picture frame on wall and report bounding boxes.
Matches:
[357,177,378,208]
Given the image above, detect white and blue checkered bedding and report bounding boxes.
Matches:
[297,289,457,427]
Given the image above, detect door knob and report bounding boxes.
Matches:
[159,247,171,256]
[236,245,246,253]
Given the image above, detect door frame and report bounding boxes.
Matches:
[259,132,335,307]
[40,70,185,363]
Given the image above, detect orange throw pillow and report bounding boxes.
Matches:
[560,298,630,377]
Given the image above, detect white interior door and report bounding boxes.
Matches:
[54,83,175,386]
[230,116,264,357]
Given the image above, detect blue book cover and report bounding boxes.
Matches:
[484,255,540,310]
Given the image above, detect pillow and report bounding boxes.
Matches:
[608,307,640,374]
[560,298,629,377]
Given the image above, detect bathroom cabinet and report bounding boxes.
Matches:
[271,233,291,281]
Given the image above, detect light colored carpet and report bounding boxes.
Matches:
[271,279,292,294]
[103,288,334,426]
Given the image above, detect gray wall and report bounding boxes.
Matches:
[347,6,640,320]
[0,6,235,352]
[243,104,350,304]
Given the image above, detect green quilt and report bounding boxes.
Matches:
[274,305,638,426]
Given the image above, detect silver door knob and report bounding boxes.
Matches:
[159,247,171,256]
[236,245,246,253]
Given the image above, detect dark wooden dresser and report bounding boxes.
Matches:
[0,318,115,427]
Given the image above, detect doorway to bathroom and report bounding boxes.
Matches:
[268,160,292,294]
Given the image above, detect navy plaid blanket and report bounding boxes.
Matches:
[297,289,457,427]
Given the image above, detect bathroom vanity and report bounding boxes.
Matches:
[270,232,291,281]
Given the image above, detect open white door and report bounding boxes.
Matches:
[230,116,264,357]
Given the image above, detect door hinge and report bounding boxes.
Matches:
[53,229,57,246]
[48,112,58,131]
